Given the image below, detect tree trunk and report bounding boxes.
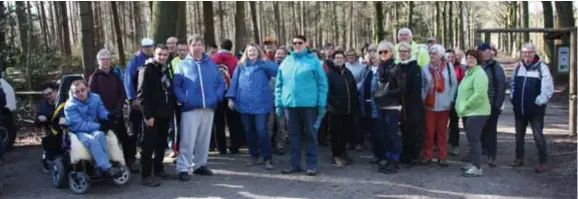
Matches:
[218,1,225,40]
[79,2,96,79]
[249,1,259,43]
[133,1,143,45]
[38,1,49,46]
[273,2,281,42]
[94,2,104,49]
[442,2,447,46]
[408,1,414,29]
[15,1,29,54]
[175,2,187,40]
[459,2,466,50]
[50,1,59,47]
[435,2,440,39]
[300,1,305,35]
[522,1,529,42]
[110,2,126,67]
[258,1,265,41]
[448,2,453,47]
[202,1,216,46]
[542,1,554,62]
[58,1,71,56]
[555,1,575,45]
[0,1,5,70]
[234,1,246,53]
[151,2,179,44]
[292,2,299,36]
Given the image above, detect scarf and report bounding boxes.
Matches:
[428,62,446,93]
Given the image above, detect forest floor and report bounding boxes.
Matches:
[1,96,576,199]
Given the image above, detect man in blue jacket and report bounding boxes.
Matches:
[173,34,226,181]
[64,80,122,178]
[124,38,154,148]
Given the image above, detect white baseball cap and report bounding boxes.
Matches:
[141,38,154,47]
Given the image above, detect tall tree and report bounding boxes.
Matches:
[58,1,71,56]
[408,1,414,29]
[133,2,143,44]
[151,2,184,44]
[15,1,29,55]
[522,1,529,42]
[79,1,97,78]
[38,1,49,46]
[459,2,466,50]
[94,2,104,49]
[202,2,216,46]
[542,1,554,62]
[175,2,187,40]
[249,1,260,43]
[110,1,126,67]
[273,2,282,42]
[218,1,225,40]
[234,1,246,53]
[554,1,575,45]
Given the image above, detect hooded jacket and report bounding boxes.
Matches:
[510,55,554,116]
[455,65,491,117]
[421,62,458,111]
[137,59,177,119]
[226,58,278,114]
[124,51,152,100]
[326,60,358,115]
[482,59,507,109]
[64,92,110,133]
[275,49,328,108]
[173,53,226,112]
[88,68,126,112]
[211,50,239,75]
[398,59,423,119]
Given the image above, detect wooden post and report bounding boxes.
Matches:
[484,32,491,44]
[570,28,577,136]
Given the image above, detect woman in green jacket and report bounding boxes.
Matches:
[454,50,491,177]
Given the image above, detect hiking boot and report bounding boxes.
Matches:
[535,163,550,173]
[510,159,524,168]
[141,177,161,187]
[106,167,122,178]
[193,166,213,176]
[306,169,317,176]
[462,166,483,177]
[488,157,497,168]
[246,157,261,166]
[449,146,460,156]
[264,160,275,170]
[461,164,475,172]
[332,156,347,167]
[178,172,190,181]
[438,159,449,167]
[281,167,302,174]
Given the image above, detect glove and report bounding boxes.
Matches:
[275,107,284,118]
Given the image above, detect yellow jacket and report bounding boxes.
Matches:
[394,41,430,67]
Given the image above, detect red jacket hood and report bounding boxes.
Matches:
[211,51,238,74]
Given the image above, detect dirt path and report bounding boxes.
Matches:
[1,99,576,199]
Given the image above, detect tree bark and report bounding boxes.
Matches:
[459,2,466,50]
[50,1,59,47]
[38,1,49,46]
[542,1,554,62]
[218,1,225,40]
[249,1,259,43]
[555,1,575,45]
[202,1,216,46]
[175,2,187,40]
[133,1,143,45]
[79,1,96,79]
[522,1,529,43]
[234,1,246,53]
[408,1,414,30]
[151,2,181,44]
[273,2,281,43]
[58,1,71,56]
[15,1,29,54]
[110,1,126,67]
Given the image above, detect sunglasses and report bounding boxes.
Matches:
[292,41,304,45]
[378,50,389,55]
[74,87,86,94]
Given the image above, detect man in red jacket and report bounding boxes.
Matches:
[210,39,244,154]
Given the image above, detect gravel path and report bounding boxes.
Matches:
[1,100,576,199]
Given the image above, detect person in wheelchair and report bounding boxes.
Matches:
[64,80,123,178]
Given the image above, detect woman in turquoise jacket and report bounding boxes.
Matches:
[274,35,328,176]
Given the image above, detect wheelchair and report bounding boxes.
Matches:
[48,74,131,194]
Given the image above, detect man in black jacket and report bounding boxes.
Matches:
[325,51,359,166]
[137,46,177,187]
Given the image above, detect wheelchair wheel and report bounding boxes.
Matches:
[0,126,15,153]
[52,157,67,188]
[112,165,131,186]
[68,171,89,194]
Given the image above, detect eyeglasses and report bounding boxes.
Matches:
[292,41,304,45]
[378,50,389,55]
[398,50,409,53]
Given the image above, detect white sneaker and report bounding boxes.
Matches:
[460,164,474,172]
[462,166,483,177]
[450,146,460,156]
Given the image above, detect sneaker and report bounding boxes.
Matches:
[332,156,347,167]
[281,167,302,174]
[438,159,449,167]
[488,157,497,168]
[178,172,190,181]
[461,164,475,172]
[246,157,261,166]
[449,146,460,156]
[535,163,550,173]
[509,159,524,168]
[193,166,214,176]
[420,159,432,165]
[264,160,275,170]
[306,169,317,176]
[106,167,122,178]
[141,177,161,187]
[462,166,483,177]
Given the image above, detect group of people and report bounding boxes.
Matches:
[33,27,554,188]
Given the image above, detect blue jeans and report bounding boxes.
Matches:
[285,107,318,170]
[76,131,111,170]
[240,113,272,160]
[377,109,401,161]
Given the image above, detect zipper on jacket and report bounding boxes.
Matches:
[520,67,527,116]
[196,61,207,108]
[342,70,351,114]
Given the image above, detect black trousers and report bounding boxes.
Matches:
[211,101,245,152]
[317,114,330,145]
[141,118,169,179]
[112,117,136,161]
[347,110,364,146]
[129,110,144,147]
[329,114,353,157]
[481,107,501,158]
[448,107,467,147]
[399,108,424,164]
